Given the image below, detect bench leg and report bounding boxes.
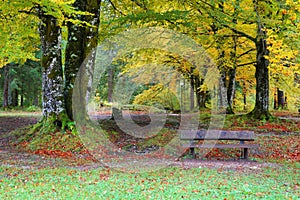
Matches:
[242,148,249,159]
[190,148,195,158]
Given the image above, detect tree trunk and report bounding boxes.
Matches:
[3,65,9,108]
[277,88,284,109]
[273,89,277,109]
[190,76,195,111]
[194,77,206,108]
[39,15,65,120]
[64,1,85,120]
[226,28,238,114]
[226,68,236,114]
[249,22,271,119]
[243,91,247,111]
[64,0,101,120]
[20,90,24,107]
[218,69,228,110]
[33,95,39,106]
[11,89,18,107]
[107,66,114,103]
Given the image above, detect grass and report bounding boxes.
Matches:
[0,164,299,199]
[1,111,299,199]
[224,113,300,133]
[0,110,42,118]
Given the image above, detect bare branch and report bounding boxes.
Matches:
[237,48,255,59]
[108,0,126,16]
[18,3,40,17]
[221,23,256,42]
[130,0,147,11]
[237,61,256,67]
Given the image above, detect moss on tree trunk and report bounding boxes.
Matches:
[64,0,101,120]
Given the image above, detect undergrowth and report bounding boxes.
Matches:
[7,111,300,162]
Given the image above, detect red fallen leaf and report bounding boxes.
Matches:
[99,173,109,180]
[257,123,289,131]
[34,149,73,158]
[19,141,29,147]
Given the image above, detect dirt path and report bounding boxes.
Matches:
[0,116,38,147]
[0,116,88,169]
[0,115,282,172]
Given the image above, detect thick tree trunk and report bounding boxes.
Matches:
[248,0,271,119]
[64,1,85,120]
[64,0,101,120]
[39,15,65,119]
[249,23,271,119]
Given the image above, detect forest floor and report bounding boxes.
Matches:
[0,111,299,172]
[0,111,299,199]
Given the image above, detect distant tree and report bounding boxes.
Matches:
[187,0,299,119]
[0,60,42,108]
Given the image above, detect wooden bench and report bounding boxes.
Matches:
[180,130,259,159]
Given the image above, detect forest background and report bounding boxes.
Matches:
[0,0,299,127]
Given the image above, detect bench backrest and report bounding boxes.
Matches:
[180,130,255,141]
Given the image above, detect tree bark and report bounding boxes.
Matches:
[107,66,114,103]
[194,77,206,108]
[226,26,238,114]
[3,65,9,108]
[218,69,228,110]
[39,15,65,119]
[249,20,271,119]
[64,0,101,120]
[11,89,18,107]
[226,68,236,114]
[243,91,247,111]
[273,89,277,109]
[190,76,195,111]
[277,88,284,109]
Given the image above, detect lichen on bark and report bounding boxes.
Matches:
[39,13,66,127]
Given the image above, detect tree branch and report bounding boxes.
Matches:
[237,48,255,59]
[221,23,256,42]
[194,0,256,42]
[130,0,147,11]
[237,61,256,67]
[18,5,40,17]
[108,0,126,16]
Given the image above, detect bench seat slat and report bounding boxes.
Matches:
[183,144,259,149]
[180,130,255,140]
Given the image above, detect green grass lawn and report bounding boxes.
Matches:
[0,163,299,199]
